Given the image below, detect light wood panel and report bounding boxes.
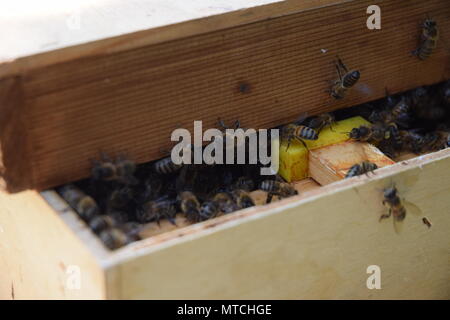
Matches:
[0,0,449,192]
[0,190,107,299]
[309,141,395,185]
[105,148,450,299]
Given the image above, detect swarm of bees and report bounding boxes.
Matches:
[344,81,450,158]
[59,143,294,249]
[57,17,447,248]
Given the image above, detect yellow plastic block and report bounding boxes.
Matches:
[279,116,371,182]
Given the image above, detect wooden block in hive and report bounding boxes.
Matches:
[309,141,395,185]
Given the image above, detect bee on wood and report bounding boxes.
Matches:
[422,130,450,151]
[199,201,220,221]
[413,18,439,60]
[347,124,386,143]
[177,191,202,222]
[345,161,378,178]
[99,228,133,250]
[422,217,432,229]
[231,189,255,209]
[60,184,99,222]
[153,156,183,175]
[259,180,298,203]
[330,56,361,99]
[380,184,422,234]
[308,113,336,133]
[89,215,118,234]
[137,199,177,225]
[282,123,318,150]
[398,130,427,154]
[212,192,238,214]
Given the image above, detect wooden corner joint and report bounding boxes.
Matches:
[0,76,32,193]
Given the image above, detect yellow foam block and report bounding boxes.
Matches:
[279,116,371,182]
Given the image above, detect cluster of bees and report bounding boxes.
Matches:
[58,17,446,248]
[59,151,297,250]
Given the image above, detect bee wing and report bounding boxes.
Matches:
[393,217,404,234]
[295,112,309,125]
[403,199,423,216]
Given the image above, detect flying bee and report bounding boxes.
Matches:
[212,192,238,214]
[330,56,361,99]
[379,184,422,234]
[137,199,177,225]
[345,161,378,178]
[231,189,255,209]
[177,191,202,222]
[413,18,439,60]
[422,217,432,229]
[308,113,336,133]
[153,156,183,175]
[60,184,99,222]
[89,215,118,234]
[259,180,298,203]
[99,228,133,250]
[282,123,318,150]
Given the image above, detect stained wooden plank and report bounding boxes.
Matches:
[0,0,449,192]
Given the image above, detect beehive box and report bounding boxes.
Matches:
[1,0,450,299]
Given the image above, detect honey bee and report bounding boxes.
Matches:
[231,189,255,209]
[398,130,427,154]
[380,184,422,233]
[345,161,378,178]
[121,222,142,241]
[91,153,137,185]
[347,124,386,143]
[177,191,202,222]
[422,217,432,228]
[99,228,132,250]
[137,199,177,225]
[107,186,134,210]
[199,201,220,220]
[413,18,439,60]
[89,215,118,234]
[308,113,336,133]
[422,130,450,151]
[330,56,361,99]
[154,156,183,175]
[233,176,255,192]
[212,192,238,214]
[60,184,99,222]
[259,180,298,203]
[282,123,318,150]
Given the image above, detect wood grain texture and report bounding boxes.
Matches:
[0,77,31,192]
[309,141,395,185]
[0,190,107,299]
[1,0,450,192]
[105,148,450,299]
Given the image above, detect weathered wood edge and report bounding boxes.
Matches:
[0,76,32,192]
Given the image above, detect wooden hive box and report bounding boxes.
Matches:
[1,0,450,299]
